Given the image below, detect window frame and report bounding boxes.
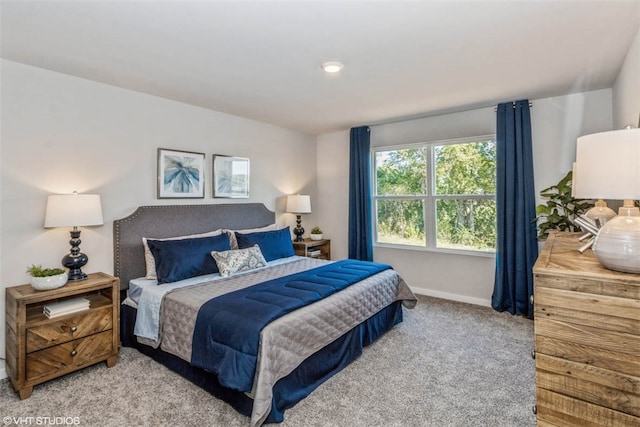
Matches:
[372,135,497,257]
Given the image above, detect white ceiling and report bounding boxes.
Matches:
[2,1,639,135]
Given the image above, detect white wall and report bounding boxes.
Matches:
[316,89,613,306]
[316,130,350,261]
[613,23,640,129]
[0,60,318,364]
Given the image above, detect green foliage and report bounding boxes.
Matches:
[434,142,496,250]
[310,226,322,234]
[375,148,426,195]
[535,171,592,241]
[376,148,427,244]
[375,141,497,251]
[377,199,425,244]
[26,264,65,277]
[436,199,496,251]
[434,142,496,195]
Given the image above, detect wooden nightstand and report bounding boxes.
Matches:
[5,272,120,399]
[292,238,331,260]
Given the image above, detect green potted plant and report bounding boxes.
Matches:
[26,264,67,290]
[535,170,592,241]
[310,226,323,240]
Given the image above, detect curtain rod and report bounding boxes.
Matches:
[368,101,535,128]
[494,102,533,112]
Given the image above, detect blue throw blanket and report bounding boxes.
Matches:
[190,259,391,392]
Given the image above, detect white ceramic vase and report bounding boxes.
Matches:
[30,273,68,291]
[310,233,323,241]
[593,215,640,274]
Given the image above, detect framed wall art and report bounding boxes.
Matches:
[212,155,250,198]
[157,148,205,199]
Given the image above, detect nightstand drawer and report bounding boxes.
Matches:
[26,330,113,382]
[26,307,113,353]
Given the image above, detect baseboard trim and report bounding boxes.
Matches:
[0,364,7,380]
[410,286,491,307]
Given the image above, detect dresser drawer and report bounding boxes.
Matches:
[536,353,640,416]
[26,330,113,383]
[537,388,640,427]
[26,307,113,353]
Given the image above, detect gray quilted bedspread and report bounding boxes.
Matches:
[139,257,417,427]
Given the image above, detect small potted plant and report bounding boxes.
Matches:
[310,226,323,240]
[26,264,67,291]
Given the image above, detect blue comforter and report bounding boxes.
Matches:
[190,259,391,392]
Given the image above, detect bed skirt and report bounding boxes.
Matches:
[121,300,404,423]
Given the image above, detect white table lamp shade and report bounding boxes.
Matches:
[44,194,104,228]
[574,128,640,200]
[286,194,311,214]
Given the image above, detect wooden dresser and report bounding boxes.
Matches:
[5,272,120,399]
[533,232,639,426]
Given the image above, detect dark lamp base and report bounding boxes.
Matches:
[293,214,305,242]
[62,228,89,281]
[62,253,89,281]
[293,228,305,242]
[67,268,88,281]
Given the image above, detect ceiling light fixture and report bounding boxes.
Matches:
[321,61,344,73]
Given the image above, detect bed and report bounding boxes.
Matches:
[114,203,417,426]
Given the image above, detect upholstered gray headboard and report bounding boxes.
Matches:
[113,203,275,290]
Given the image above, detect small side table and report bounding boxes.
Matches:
[5,272,120,399]
[292,239,331,260]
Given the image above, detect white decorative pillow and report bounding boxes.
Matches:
[224,224,277,249]
[211,245,267,277]
[142,229,223,279]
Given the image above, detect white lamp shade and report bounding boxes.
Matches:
[44,193,104,228]
[574,128,640,200]
[286,194,311,214]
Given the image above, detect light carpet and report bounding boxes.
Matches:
[0,295,536,426]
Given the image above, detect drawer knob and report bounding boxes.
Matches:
[70,326,78,333]
[70,350,77,356]
[531,350,536,360]
[532,405,537,415]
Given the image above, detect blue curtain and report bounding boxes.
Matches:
[348,126,373,261]
[492,100,538,317]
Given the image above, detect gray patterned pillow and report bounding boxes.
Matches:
[211,245,267,277]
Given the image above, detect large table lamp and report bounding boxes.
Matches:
[574,128,640,273]
[44,192,104,281]
[286,194,311,242]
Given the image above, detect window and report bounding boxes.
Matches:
[373,136,497,254]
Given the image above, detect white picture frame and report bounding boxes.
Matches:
[213,155,250,198]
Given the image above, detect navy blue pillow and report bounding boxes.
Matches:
[235,227,294,262]
[147,233,231,284]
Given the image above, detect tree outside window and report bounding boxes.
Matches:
[374,137,496,253]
